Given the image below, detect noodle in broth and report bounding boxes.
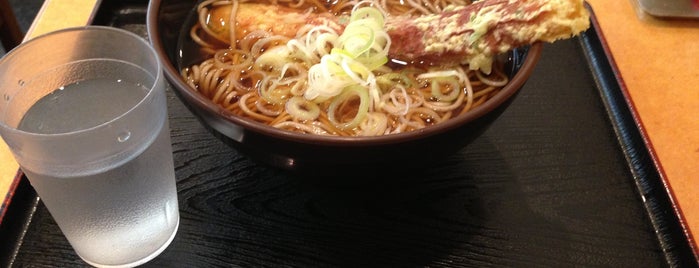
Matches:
[180,0,510,136]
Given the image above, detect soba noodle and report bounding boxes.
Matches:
[181,0,510,136]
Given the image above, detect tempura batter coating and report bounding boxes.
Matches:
[385,0,590,72]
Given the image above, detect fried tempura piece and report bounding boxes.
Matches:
[385,0,590,72]
[205,3,341,42]
[203,0,590,71]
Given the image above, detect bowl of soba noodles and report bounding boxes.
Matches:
[147,0,588,173]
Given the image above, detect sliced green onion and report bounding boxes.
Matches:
[417,70,466,102]
[350,7,385,26]
[257,76,290,105]
[430,77,461,102]
[303,5,389,129]
[285,96,320,121]
[359,112,388,136]
[338,24,375,57]
[377,73,415,89]
[328,85,370,130]
[253,45,293,72]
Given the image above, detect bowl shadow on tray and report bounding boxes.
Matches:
[154,92,544,266]
[147,0,542,182]
[148,138,546,267]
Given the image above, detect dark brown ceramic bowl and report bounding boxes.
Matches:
[146,0,542,174]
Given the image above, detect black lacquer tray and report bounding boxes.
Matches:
[0,0,696,267]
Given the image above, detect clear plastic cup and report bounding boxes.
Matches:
[0,26,179,267]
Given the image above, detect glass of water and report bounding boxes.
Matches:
[0,26,179,267]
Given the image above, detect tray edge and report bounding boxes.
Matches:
[580,2,699,265]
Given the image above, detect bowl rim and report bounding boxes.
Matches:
[146,0,543,146]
